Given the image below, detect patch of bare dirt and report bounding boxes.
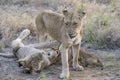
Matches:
[0,47,120,80]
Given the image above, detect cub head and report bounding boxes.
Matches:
[18,52,44,73]
[45,48,59,63]
[62,9,86,39]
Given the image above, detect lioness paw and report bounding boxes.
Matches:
[73,65,84,71]
[59,73,69,79]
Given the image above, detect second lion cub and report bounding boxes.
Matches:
[36,9,86,79]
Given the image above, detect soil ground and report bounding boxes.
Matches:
[0,46,120,80]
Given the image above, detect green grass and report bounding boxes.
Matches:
[40,72,49,80]
[77,3,85,13]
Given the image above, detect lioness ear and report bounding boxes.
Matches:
[78,11,86,20]
[82,11,86,16]
[62,9,68,16]
[18,59,26,66]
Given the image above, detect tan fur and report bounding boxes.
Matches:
[53,48,103,68]
[11,29,51,74]
[28,41,103,68]
[8,28,103,75]
[78,49,103,68]
[36,9,86,78]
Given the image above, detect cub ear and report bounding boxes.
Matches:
[38,53,43,60]
[18,59,26,66]
[53,48,59,54]
[51,48,60,56]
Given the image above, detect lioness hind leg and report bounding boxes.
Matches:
[72,44,84,71]
[38,33,47,42]
[36,14,47,42]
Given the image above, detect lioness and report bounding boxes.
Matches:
[36,9,86,78]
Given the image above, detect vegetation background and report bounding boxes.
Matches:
[0,0,120,50]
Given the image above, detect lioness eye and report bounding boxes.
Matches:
[73,22,77,25]
[65,22,69,25]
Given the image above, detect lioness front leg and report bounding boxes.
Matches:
[72,44,84,71]
[59,43,70,79]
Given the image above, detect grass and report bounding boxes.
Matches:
[81,1,120,48]
[0,0,120,49]
[40,72,49,80]
[0,5,35,48]
[77,3,85,13]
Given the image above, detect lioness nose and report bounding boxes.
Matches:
[69,34,76,39]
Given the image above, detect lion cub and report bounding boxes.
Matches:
[36,9,86,78]
[11,29,51,73]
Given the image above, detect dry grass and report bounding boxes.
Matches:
[0,4,36,50]
[81,1,120,49]
[0,0,120,50]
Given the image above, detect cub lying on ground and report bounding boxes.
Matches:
[11,29,52,73]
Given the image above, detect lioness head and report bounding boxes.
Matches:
[62,9,86,39]
[18,52,43,73]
